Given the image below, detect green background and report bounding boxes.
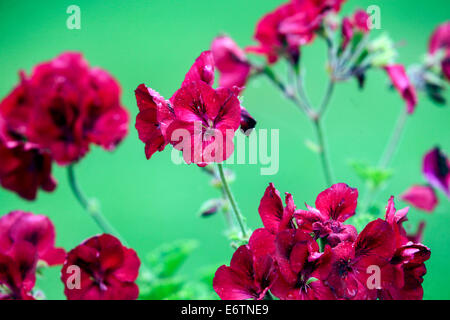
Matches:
[0,0,449,299]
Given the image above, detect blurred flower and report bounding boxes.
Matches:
[247,0,345,65]
[384,64,418,114]
[423,147,450,197]
[428,21,450,81]
[0,242,38,300]
[400,185,438,212]
[0,142,56,201]
[61,234,140,300]
[341,9,370,49]
[0,52,129,166]
[0,211,65,266]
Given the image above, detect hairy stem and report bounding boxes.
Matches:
[217,163,247,237]
[67,165,126,244]
[379,108,409,168]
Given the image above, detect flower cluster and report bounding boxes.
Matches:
[0,52,129,200]
[213,183,431,300]
[135,51,255,166]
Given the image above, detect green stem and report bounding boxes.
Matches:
[318,80,335,116]
[217,163,247,237]
[313,119,333,186]
[67,165,126,244]
[379,108,409,168]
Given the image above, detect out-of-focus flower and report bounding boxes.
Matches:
[400,185,438,212]
[61,234,140,300]
[428,21,450,81]
[423,147,450,197]
[384,64,418,114]
[341,9,370,49]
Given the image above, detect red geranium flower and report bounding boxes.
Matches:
[270,229,335,300]
[400,185,438,212]
[248,0,345,64]
[213,230,276,300]
[423,147,450,197]
[379,197,431,300]
[326,219,396,300]
[61,234,140,300]
[0,141,56,201]
[0,211,65,266]
[0,52,129,166]
[429,21,450,81]
[384,64,418,114]
[135,51,253,165]
[295,183,358,247]
[0,241,38,300]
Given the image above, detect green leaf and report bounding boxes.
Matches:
[139,277,185,300]
[147,240,198,278]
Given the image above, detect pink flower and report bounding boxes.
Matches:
[423,147,450,197]
[211,36,251,90]
[213,230,276,300]
[0,141,56,201]
[0,211,65,266]
[384,64,418,114]
[61,234,140,300]
[400,185,438,212]
[428,21,450,81]
[341,9,370,49]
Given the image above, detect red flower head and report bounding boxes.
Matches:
[61,234,140,300]
[400,185,438,212]
[0,52,129,165]
[258,183,296,234]
[295,183,358,247]
[0,211,65,266]
[0,242,38,300]
[423,147,450,197]
[380,197,431,300]
[384,64,418,114]
[326,219,396,299]
[271,230,335,300]
[213,230,276,300]
[428,21,450,81]
[0,141,56,201]
[248,0,345,64]
[211,36,251,91]
[341,9,370,49]
[135,51,254,165]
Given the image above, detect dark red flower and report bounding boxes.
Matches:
[0,141,56,201]
[0,52,129,165]
[400,185,438,212]
[295,183,358,247]
[248,0,345,64]
[423,147,450,197]
[213,230,276,300]
[0,211,65,266]
[270,229,335,300]
[0,242,37,300]
[211,36,251,90]
[428,21,450,81]
[61,234,140,300]
[326,219,396,299]
[384,64,418,114]
[258,183,296,234]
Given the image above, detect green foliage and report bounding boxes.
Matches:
[350,160,393,189]
[139,240,217,300]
